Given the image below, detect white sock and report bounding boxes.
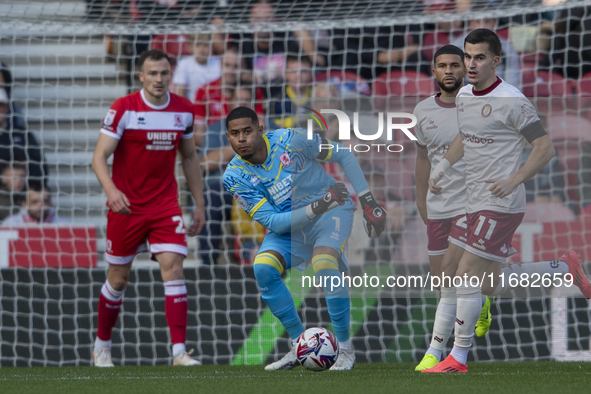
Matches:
[428,287,456,360]
[451,283,482,364]
[547,259,569,275]
[339,339,351,349]
[94,337,111,352]
[426,347,442,360]
[450,345,469,365]
[492,261,570,296]
[101,280,125,302]
[173,343,186,357]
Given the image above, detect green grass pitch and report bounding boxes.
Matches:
[1,362,589,394]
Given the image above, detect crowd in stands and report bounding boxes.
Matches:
[0,63,54,225]
[141,0,590,264]
[3,0,591,262]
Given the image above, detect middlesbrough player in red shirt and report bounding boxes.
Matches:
[91,49,206,367]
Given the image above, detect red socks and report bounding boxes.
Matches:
[164,279,188,345]
[96,281,125,342]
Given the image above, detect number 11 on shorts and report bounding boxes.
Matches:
[473,215,497,240]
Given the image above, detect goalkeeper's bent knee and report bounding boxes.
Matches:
[253,253,284,289]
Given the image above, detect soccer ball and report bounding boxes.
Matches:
[296,327,339,371]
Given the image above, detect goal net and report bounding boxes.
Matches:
[0,0,590,367]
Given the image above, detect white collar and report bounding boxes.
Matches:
[140,89,170,110]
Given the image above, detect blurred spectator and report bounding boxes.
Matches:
[331,24,428,80]
[193,47,265,146]
[541,5,591,80]
[268,55,314,129]
[311,83,342,141]
[0,88,47,186]
[0,61,25,130]
[0,61,14,100]
[124,2,219,89]
[450,14,521,88]
[3,182,67,225]
[421,2,462,61]
[521,144,567,204]
[229,2,322,97]
[172,33,221,101]
[0,160,26,221]
[197,87,264,265]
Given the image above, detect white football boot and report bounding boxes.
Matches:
[173,349,202,366]
[264,344,300,371]
[330,346,355,371]
[93,348,114,367]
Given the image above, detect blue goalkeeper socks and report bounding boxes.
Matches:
[312,254,351,343]
[253,256,305,340]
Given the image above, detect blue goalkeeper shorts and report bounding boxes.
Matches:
[257,202,355,272]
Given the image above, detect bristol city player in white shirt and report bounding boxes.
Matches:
[91,49,206,368]
[413,45,474,371]
[423,29,591,373]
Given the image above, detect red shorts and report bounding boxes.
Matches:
[462,210,524,263]
[427,215,467,256]
[105,208,188,265]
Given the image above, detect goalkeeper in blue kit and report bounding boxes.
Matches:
[223,107,386,371]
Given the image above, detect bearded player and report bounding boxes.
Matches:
[413,44,586,371]
[223,107,387,371]
[413,44,494,371]
[92,49,206,367]
[423,29,591,373]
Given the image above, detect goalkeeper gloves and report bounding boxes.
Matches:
[359,190,387,238]
[306,182,349,219]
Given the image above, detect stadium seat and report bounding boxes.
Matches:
[497,27,510,41]
[575,71,591,97]
[523,202,576,223]
[314,70,371,96]
[546,114,591,142]
[150,34,192,64]
[421,32,451,61]
[519,53,544,73]
[575,72,591,121]
[374,70,435,111]
[520,70,576,114]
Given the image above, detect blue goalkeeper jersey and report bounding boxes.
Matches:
[222,128,369,235]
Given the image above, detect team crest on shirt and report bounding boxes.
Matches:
[279,152,291,168]
[481,104,493,118]
[174,114,183,128]
[104,109,116,126]
[521,103,537,119]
